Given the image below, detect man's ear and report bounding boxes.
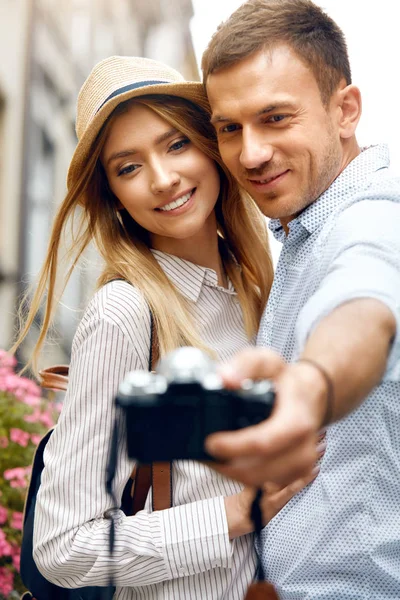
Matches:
[336,84,362,139]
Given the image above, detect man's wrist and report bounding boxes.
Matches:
[297,358,334,427]
[288,361,330,430]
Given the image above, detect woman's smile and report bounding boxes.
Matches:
[156,188,196,213]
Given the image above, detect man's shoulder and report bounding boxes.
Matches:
[335,182,400,233]
[360,167,400,201]
[322,170,400,243]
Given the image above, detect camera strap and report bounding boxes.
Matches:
[244,489,280,599]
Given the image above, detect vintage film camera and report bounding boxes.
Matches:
[116,347,275,462]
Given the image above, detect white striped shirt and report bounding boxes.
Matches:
[33,249,257,599]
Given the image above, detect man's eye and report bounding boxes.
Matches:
[268,115,286,123]
[221,123,240,134]
[118,164,138,176]
[169,138,190,152]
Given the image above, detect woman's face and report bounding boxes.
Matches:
[101,102,221,253]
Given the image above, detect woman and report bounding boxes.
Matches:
[14,56,320,599]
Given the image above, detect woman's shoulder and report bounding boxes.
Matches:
[79,280,150,338]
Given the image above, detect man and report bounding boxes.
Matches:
[201,0,400,597]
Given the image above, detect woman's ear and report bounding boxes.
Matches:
[337,84,362,140]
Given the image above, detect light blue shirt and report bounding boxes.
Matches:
[257,145,400,599]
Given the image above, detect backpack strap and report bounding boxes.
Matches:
[38,310,172,514]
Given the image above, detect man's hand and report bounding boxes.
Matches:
[224,457,324,539]
[205,348,328,487]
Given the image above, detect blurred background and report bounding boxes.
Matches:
[0,0,399,368]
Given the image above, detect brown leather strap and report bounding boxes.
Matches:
[244,582,280,599]
[131,316,172,513]
[152,462,172,511]
[38,364,69,392]
[150,318,172,511]
[131,464,152,515]
[149,311,160,370]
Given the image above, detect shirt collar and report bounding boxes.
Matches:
[151,249,235,302]
[268,144,390,241]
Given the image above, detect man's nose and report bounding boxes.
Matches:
[150,163,180,194]
[239,129,274,171]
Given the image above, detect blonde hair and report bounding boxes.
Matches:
[13,94,273,374]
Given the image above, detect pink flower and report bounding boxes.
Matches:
[0,368,41,402]
[10,511,23,530]
[30,433,42,446]
[10,427,30,447]
[10,479,27,488]
[3,466,31,488]
[4,467,26,481]
[24,407,55,427]
[0,530,12,557]
[11,548,20,571]
[0,505,7,525]
[0,565,14,596]
[39,410,55,428]
[24,408,42,423]
[23,394,41,407]
[0,436,8,448]
[0,349,17,370]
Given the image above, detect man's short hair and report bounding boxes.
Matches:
[202,0,352,105]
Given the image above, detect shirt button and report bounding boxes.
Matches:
[264,313,273,324]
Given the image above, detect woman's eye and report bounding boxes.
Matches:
[117,164,138,176]
[169,138,190,152]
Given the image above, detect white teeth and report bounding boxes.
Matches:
[159,191,192,212]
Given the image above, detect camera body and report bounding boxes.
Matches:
[116,347,275,462]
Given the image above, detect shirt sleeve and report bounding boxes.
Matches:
[33,285,232,589]
[296,199,400,381]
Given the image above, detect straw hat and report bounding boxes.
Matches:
[67,55,209,191]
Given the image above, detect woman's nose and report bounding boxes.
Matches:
[150,165,181,194]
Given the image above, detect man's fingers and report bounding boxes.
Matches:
[218,347,286,387]
[262,465,320,522]
[205,417,288,460]
[263,464,319,497]
[205,398,315,461]
[208,441,318,487]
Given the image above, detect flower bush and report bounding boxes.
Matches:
[0,350,59,598]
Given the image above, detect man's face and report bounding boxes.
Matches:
[206,45,344,225]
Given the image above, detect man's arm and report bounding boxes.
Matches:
[205,297,396,487]
[301,297,394,420]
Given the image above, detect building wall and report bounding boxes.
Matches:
[0,0,197,366]
[0,0,33,351]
